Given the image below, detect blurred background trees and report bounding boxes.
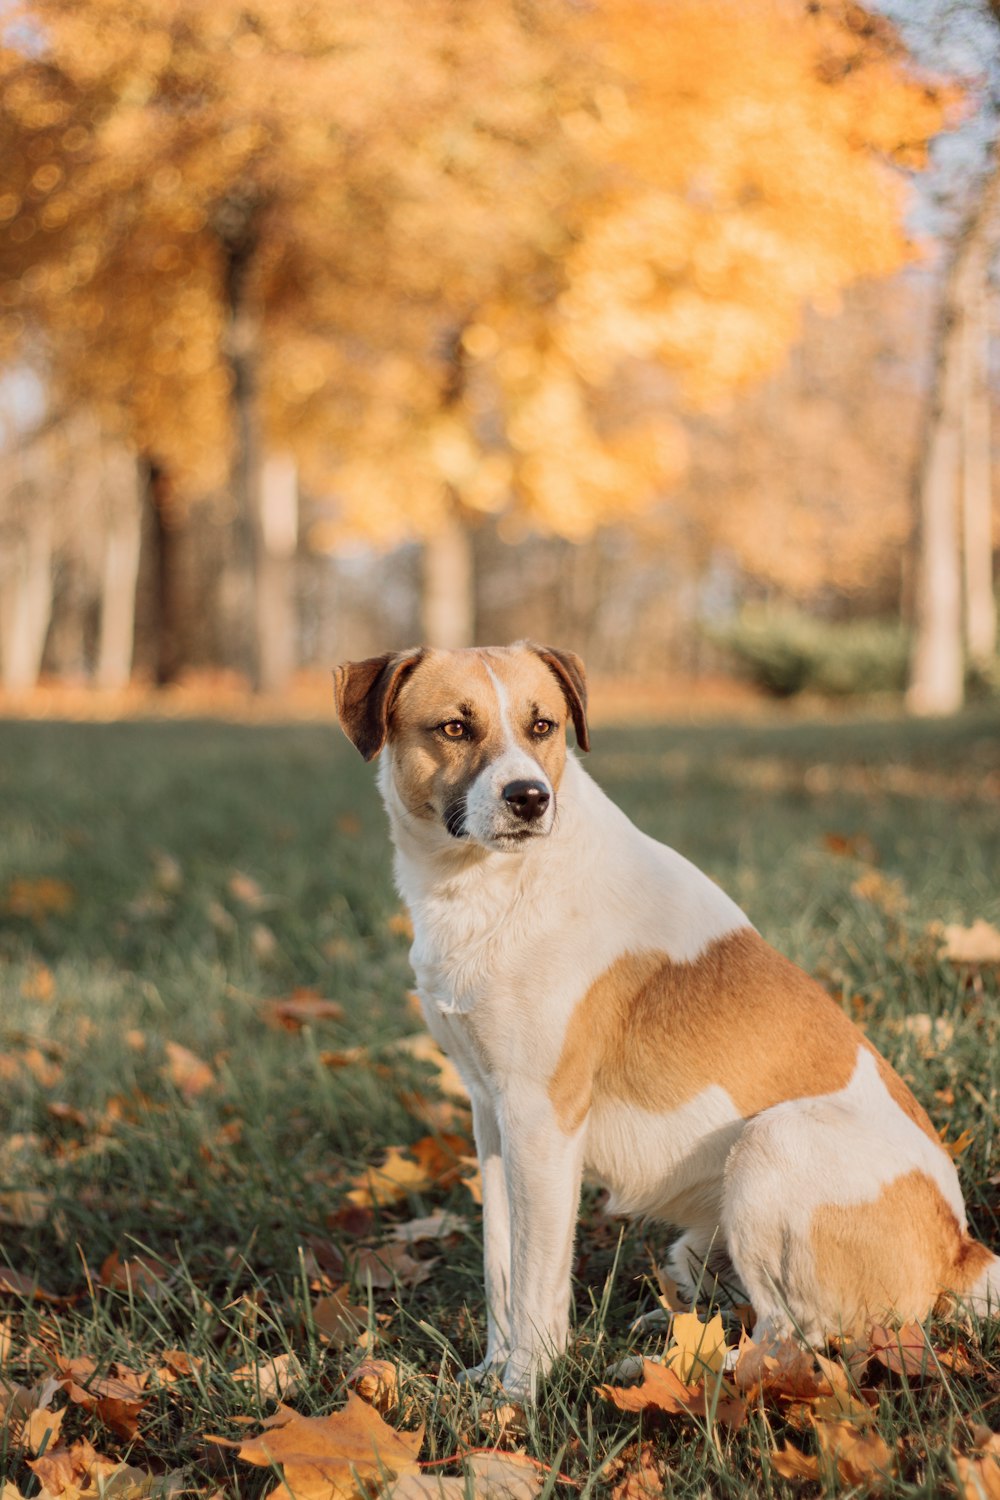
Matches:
[0,0,995,710]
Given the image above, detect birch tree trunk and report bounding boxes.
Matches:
[908,154,1000,714]
[421,497,475,648]
[255,449,299,693]
[0,511,53,693]
[961,284,997,665]
[96,453,143,690]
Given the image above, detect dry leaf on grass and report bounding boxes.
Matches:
[228,871,273,910]
[770,1422,895,1490]
[347,1359,398,1414]
[939,919,1000,967]
[955,1453,1000,1500]
[868,1321,939,1379]
[233,1353,305,1402]
[5,877,75,920]
[161,1042,215,1100]
[0,1267,63,1302]
[387,1453,544,1500]
[348,1245,438,1291]
[28,1437,186,1499]
[311,1288,370,1348]
[663,1310,728,1384]
[346,1136,472,1208]
[388,1212,467,1245]
[209,1393,424,1500]
[597,1358,746,1429]
[262,990,345,1030]
[98,1251,171,1302]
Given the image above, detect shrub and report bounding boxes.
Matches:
[709,607,910,698]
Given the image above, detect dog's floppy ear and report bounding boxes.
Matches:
[333,649,425,761]
[529,643,590,752]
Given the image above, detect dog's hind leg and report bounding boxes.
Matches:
[665,1228,748,1309]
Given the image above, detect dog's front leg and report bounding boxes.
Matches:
[499,1095,585,1403]
[458,1087,512,1383]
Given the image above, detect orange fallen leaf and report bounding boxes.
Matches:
[262,989,346,1030]
[955,1453,1000,1500]
[815,1419,895,1488]
[347,1358,398,1414]
[868,1322,938,1379]
[312,1288,370,1348]
[770,1439,821,1482]
[5,877,75,919]
[20,964,55,1002]
[98,1250,171,1301]
[162,1041,215,1100]
[941,1127,975,1160]
[598,1358,746,1429]
[214,1393,424,1500]
[228,871,271,909]
[387,911,414,939]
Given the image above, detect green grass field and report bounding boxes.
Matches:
[0,706,998,1497]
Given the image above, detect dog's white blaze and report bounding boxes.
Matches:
[461,663,555,847]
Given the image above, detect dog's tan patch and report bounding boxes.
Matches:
[810,1170,993,1329]
[387,646,572,822]
[547,928,929,1132]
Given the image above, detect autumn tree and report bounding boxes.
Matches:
[322,0,953,644]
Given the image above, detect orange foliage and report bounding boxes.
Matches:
[0,0,955,542]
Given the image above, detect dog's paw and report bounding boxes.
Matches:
[455,1358,506,1388]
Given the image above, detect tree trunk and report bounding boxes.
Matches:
[908,153,1000,715]
[140,459,184,685]
[255,449,299,693]
[421,498,475,648]
[961,290,997,665]
[0,511,53,693]
[95,454,143,690]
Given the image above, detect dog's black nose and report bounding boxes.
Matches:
[502,779,551,821]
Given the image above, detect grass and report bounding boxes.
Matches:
[0,704,998,1496]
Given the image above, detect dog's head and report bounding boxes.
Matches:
[333,642,589,851]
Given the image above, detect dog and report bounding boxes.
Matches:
[334,641,998,1401]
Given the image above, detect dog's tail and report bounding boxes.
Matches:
[950,1240,1000,1319]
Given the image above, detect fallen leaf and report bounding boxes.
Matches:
[251,922,278,960]
[388,1454,544,1500]
[348,1245,438,1291]
[22,1047,62,1089]
[218,1394,423,1500]
[387,911,414,939]
[770,1439,820,1482]
[262,990,345,1030]
[941,1127,975,1160]
[663,1310,728,1384]
[823,832,879,863]
[0,1268,62,1302]
[162,1042,215,1100]
[228,871,270,909]
[98,1251,171,1301]
[20,965,55,1002]
[598,1358,745,1429]
[312,1288,370,1348]
[868,1322,938,1379]
[388,1212,467,1244]
[151,851,183,893]
[851,870,907,915]
[815,1419,895,1488]
[347,1359,398,1414]
[5,878,75,920]
[233,1352,304,1402]
[955,1453,1000,1500]
[940,919,1000,967]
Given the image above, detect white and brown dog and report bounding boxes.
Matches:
[334,641,998,1400]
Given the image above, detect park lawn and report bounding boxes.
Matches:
[0,704,998,1498]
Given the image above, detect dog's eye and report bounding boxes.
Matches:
[440,720,468,740]
[531,719,555,737]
